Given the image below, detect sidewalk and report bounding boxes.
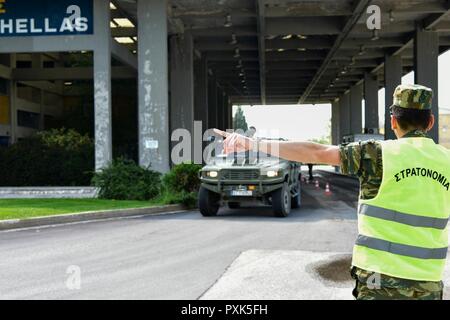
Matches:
[201,249,450,300]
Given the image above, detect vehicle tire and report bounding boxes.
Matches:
[198,187,220,217]
[228,202,240,209]
[291,181,302,209]
[272,182,291,217]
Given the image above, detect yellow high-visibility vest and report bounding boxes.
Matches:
[352,137,450,281]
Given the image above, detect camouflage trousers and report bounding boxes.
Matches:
[351,267,444,300]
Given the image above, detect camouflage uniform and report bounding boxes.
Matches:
[340,84,445,300]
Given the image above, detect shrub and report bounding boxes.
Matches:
[160,190,198,208]
[0,129,94,186]
[161,163,202,208]
[162,163,202,194]
[92,158,161,201]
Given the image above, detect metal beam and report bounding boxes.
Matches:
[355,6,450,88]
[266,17,343,36]
[111,39,137,69]
[111,27,137,38]
[191,26,257,37]
[11,66,136,80]
[257,0,266,105]
[299,0,372,104]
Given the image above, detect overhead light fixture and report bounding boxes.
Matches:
[229,33,237,45]
[341,68,347,75]
[224,14,232,28]
[297,34,307,40]
[330,84,335,88]
[282,34,293,40]
[335,77,340,81]
[64,81,73,86]
[115,37,134,44]
[113,18,134,28]
[233,48,240,58]
[277,48,285,52]
[297,48,306,51]
[371,29,380,41]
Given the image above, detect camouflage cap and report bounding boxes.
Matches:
[392,84,433,110]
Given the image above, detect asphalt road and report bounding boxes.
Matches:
[0,177,359,300]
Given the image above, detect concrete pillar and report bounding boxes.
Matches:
[137,0,170,173]
[350,84,363,135]
[194,56,208,130]
[228,99,232,130]
[384,55,402,140]
[31,54,44,130]
[8,54,17,144]
[415,29,439,143]
[331,100,340,145]
[93,0,112,171]
[208,77,217,129]
[223,94,230,130]
[170,31,194,136]
[217,90,224,130]
[338,93,350,142]
[364,73,379,133]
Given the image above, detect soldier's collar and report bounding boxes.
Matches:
[400,130,430,139]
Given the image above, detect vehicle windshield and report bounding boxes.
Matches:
[212,144,279,166]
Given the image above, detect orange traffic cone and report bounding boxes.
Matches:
[315,180,319,188]
[325,182,332,196]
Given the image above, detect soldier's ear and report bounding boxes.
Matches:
[426,114,435,132]
[390,115,398,130]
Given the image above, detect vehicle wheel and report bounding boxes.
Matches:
[198,187,220,217]
[291,181,302,209]
[228,202,240,209]
[272,183,291,217]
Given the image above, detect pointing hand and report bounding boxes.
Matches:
[213,129,256,154]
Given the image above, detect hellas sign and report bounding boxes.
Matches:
[0,0,93,37]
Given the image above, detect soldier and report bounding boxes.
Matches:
[215,84,450,300]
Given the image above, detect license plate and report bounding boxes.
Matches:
[231,190,253,196]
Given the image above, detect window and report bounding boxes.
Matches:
[0,78,7,95]
[17,110,40,129]
[16,61,32,68]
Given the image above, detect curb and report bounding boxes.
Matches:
[0,204,189,231]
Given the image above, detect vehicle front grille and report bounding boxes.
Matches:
[221,170,259,180]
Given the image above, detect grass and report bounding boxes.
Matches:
[0,198,166,221]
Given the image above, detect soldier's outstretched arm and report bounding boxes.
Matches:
[214,129,341,166]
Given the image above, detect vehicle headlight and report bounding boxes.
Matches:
[266,170,278,178]
[207,171,218,178]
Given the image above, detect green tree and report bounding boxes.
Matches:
[310,120,331,145]
[233,106,249,131]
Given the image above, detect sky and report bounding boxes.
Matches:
[235,50,450,141]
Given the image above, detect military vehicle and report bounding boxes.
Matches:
[198,148,302,218]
